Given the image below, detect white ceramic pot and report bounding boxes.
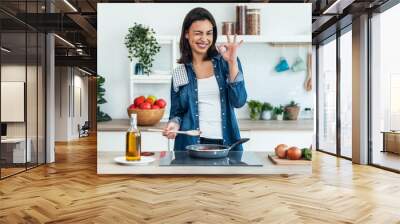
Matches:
[276,114,283,120]
[261,111,272,120]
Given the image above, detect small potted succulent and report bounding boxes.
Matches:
[272,105,284,120]
[284,100,300,120]
[261,102,273,120]
[247,100,263,120]
[125,23,161,75]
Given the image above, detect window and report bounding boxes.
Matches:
[318,37,337,154]
[340,29,352,158]
[370,3,400,171]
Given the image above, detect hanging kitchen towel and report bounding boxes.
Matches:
[172,64,189,93]
[291,56,307,72]
[275,57,289,73]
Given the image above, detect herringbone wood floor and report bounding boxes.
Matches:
[1,135,400,224]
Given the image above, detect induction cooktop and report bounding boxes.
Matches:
[158,151,263,167]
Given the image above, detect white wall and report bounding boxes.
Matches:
[1,64,47,163]
[72,73,89,138]
[98,3,313,120]
[55,67,89,141]
[55,67,68,141]
[1,65,37,137]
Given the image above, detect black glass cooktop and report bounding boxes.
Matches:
[158,151,263,167]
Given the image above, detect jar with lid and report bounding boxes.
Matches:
[222,22,235,35]
[236,4,247,35]
[302,108,313,120]
[246,8,260,35]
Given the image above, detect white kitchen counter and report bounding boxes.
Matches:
[98,119,314,132]
[97,151,312,175]
[97,119,315,152]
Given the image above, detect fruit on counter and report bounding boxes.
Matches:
[286,146,302,160]
[274,144,288,159]
[134,96,146,106]
[301,148,312,160]
[139,102,152,110]
[155,99,166,108]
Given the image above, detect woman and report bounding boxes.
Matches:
[163,7,247,151]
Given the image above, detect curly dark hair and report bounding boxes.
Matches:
[177,7,219,64]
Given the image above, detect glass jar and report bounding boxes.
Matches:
[302,108,313,120]
[222,22,235,35]
[236,4,247,35]
[246,8,260,35]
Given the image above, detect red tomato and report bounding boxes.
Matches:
[151,105,160,109]
[134,96,145,106]
[139,102,151,110]
[128,104,136,110]
[155,99,167,108]
[287,147,302,160]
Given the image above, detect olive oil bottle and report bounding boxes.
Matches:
[126,113,141,161]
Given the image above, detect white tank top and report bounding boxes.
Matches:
[197,75,223,139]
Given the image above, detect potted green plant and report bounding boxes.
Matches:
[272,105,284,120]
[284,100,300,120]
[261,102,273,120]
[125,23,161,75]
[247,100,263,120]
[97,75,111,122]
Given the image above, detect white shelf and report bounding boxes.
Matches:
[130,74,172,84]
[155,35,311,44]
[216,35,311,44]
[264,35,312,44]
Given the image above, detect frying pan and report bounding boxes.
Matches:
[186,138,250,159]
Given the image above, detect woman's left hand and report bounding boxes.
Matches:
[217,34,244,63]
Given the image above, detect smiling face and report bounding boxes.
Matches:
[185,19,214,57]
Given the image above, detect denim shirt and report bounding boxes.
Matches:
[168,54,247,151]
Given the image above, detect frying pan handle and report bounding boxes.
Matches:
[229,138,250,150]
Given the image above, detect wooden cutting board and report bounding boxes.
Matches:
[268,154,311,165]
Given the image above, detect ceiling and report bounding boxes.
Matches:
[0,0,393,73]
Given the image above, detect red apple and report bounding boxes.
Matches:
[128,104,136,110]
[155,99,166,108]
[139,102,151,110]
[151,105,160,109]
[134,96,145,106]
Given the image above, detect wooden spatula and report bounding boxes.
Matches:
[145,128,202,136]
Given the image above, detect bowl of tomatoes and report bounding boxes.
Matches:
[127,95,167,126]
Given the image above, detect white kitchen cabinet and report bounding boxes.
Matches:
[97,131,125,152]
[240,130,252,149]
[243,130,313,152]
[98,129,313,153]
[97,131,169,152]
[141,132,170,151]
